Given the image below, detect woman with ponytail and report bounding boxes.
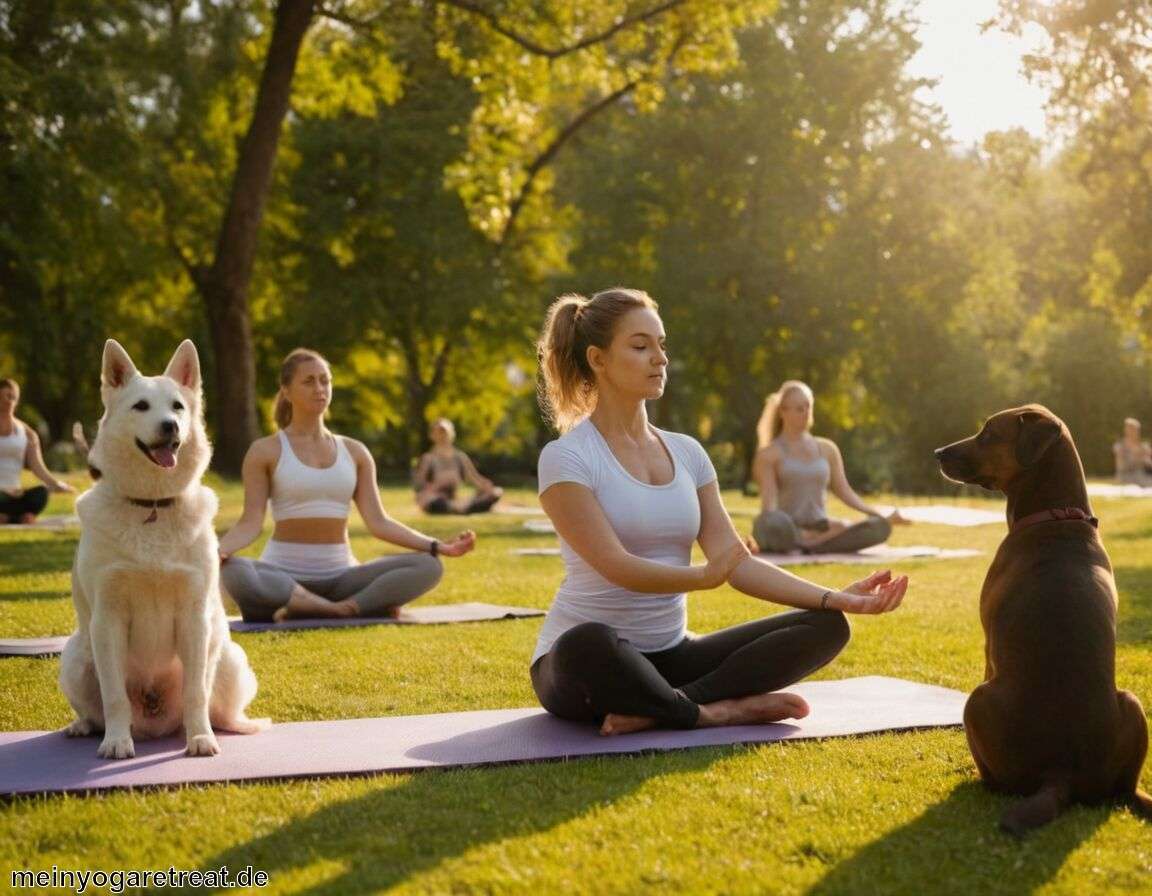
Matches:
[749,381,907,555]
[531,289,909,736]
[217,348,475,622]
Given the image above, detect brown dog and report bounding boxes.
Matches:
[935,404,1151,834]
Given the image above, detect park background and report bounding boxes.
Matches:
[3,0,1151,490]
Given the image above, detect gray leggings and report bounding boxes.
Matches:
[220,552,444,622]
[752,510,891,554]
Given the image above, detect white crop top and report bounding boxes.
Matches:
[0,422,28,492]
[268,430,358,521]
[531,418,718,664]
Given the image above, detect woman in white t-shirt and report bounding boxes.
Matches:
[533,288,909,735]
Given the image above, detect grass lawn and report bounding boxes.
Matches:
[1,473,1150,894]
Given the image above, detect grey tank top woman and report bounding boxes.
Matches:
[749,380,909,556]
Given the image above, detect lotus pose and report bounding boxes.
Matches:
[531,288,908,736]
[0,377,74,523]
[413,417,503,514]
[748,380,907,555]
[1113,417,1152,487]
[219,348,475,623]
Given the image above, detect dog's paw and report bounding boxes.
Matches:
[62,718,99,738]
[186,732,220,757]
[97,734,135,759]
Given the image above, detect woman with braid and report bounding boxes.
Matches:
[531,289,908,736]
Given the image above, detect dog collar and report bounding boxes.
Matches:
[1010,507,1098,533]
[126,496,177,524]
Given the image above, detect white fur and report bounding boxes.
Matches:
[60,339,268,759]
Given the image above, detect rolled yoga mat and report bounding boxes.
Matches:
[0,603,544,657]
[0,676,965,796]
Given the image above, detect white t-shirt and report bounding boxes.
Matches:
[532,418,718,664]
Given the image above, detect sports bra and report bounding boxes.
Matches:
[0,422,27,492]
[268,430,358,522]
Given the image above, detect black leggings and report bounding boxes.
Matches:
[531,610,850,729]
[0,485,48,521]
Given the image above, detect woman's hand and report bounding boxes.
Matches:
[697,540,751,590]
[50,480,75,494]
[887,508,911,525]
[832,569,908,615]
[438,530,477,558]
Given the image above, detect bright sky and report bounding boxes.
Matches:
[906,0,1052,146]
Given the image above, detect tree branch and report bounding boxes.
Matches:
[498,79,638,244]
[440,0,686,59]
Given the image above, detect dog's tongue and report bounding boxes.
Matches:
[152,445,177,468]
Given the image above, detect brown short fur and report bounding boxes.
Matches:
[936,404,1151,834]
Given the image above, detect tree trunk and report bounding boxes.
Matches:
[196,0,316,474]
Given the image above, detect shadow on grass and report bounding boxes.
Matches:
[0,589,70,604]
[1111,565,1152,646]
[806,782,1107,895]
[199,749,722,893]
[0,538,77,577]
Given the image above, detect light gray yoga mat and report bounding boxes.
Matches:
[522,519,555,533]
[760,545,982,566]
[1087,483,1152,498]
[0,604,543,657]
[875,505,1004,527]
[511,545,981,563]
[0,637,70,658]
[0,676,965,796]
[0,514,79,532]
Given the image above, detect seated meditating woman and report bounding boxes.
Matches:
[749,380,907,555]
[219,349,476,622]
[413,418,503,514]
[531,288,909,735]
[0,377,74,523]
[1113,417,1152,487]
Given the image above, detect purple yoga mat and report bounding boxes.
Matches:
[0,676,965,796]
[0,604,543,658]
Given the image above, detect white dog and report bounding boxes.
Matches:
[60,339,267,759]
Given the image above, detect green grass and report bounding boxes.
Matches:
[1,474,1150,894]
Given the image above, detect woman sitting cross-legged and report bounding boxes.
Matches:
[532,288,908,736]
[749,380,908,555]
[0,377,74,523]
[219,348,475,623]
[413,417,503,515]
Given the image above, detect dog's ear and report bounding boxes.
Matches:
[101,340,138,389]
[1016,411,1062,467]
[163,340,201,391]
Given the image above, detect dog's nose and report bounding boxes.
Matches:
[160,419,178,436]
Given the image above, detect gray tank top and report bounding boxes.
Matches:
[774,439,830,528]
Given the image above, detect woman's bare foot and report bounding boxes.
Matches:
[273,585,357,622]
[600,713,658,736]
[18,512,36,525]
[697,691,810,728]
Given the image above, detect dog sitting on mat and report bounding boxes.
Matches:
[936,404,1151,833]
[60,339,267,758]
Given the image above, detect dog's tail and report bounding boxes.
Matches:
[999,780,1071,837]
[1129,788,1152,821]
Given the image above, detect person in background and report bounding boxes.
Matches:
[0,378,74,523]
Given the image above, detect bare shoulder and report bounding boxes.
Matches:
[815,436,841,457]
[754,443,778,463]
[340,436,372,464]
[246,434,281,466]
